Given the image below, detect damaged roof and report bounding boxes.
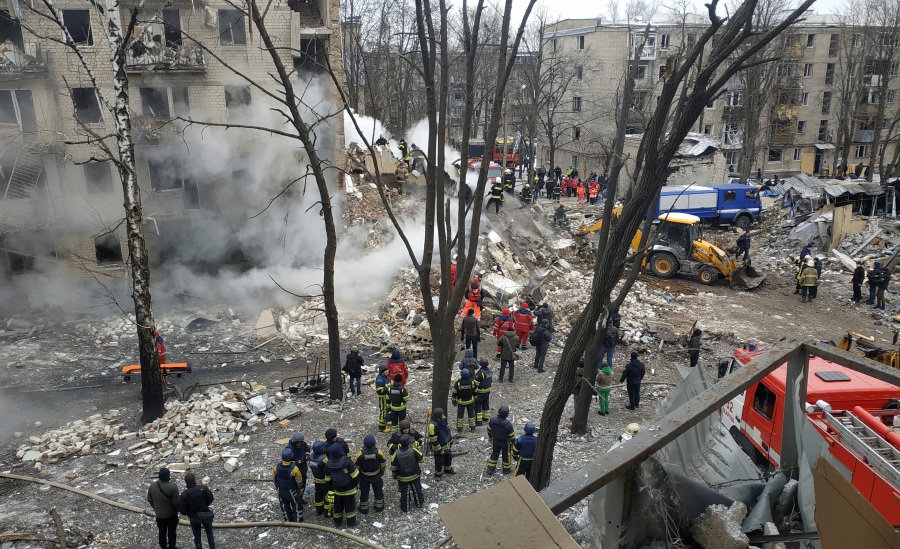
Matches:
[775,173,883,199]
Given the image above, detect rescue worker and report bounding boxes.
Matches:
[736,230,751,261]
[354,435,386,515]
[460,308,481,357]
[498,328,517,382]
[595,363,613,415]
[391,434,425,512]
[387,374,409,433]
[512,422,538,480]
[324,428,351,457]
[688,328,702,368]
[285,433,310,503]
[492,309,515,357]
[621,351,645,410]
[520,181,533,204]
[531,319,553,373]
[473,358,493,426]
[576,180,586,203]
[486,405,515,475]
[486,177,504,213]
[598,320,619,367]
[309,441,328,516]
[324,444,359,527]
[387,349,408,386]
[398,139,408,161]
[375,134,388,147]
[554,165,562,183]
[273,448,304,523]
[811,256,823,300]
[799,258,818,303]
[503,168,516,194]
[449,254,458,290]
[458,348,477,374]
[428,408,456,478]
[852,260,865,303]
[551,180,562,202]
[375,365,391,431]
[395,162,409,196]
[387,418,423,456]
[588,180,599,204]
[513,302,534,350]
[877,262,891,311]
[147,467,180,549]
[452,368,476,432]
[343,346,365,397]
[533,176,540,202]
[554,203,566,227]
[465,277,483,310]
[155,331,167,365]
[867,261,883,305]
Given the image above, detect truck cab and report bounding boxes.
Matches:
[656,184,761,230]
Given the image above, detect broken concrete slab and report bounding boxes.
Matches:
[21,450,42,461]
[832,249,857,272]
[273,403,301,420]
[254,309,278,338]
[185,317,219,333]
[691,501,750,549]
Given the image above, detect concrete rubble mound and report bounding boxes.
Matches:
[691,501,751,549]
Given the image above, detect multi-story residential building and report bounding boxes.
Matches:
[0,0,343,278]
[543,13,900,183]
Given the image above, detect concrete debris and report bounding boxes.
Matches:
[273,403,301,420]
[254,309,278,338]
[6,318,34,333]
[691,501,750,549]
[16,411,122,462]
[185,317,219,333]
[245,393,270,414]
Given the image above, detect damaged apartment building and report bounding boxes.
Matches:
[0,0,344,279]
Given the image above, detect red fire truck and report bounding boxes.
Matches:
[721,346,900,524]
[467,137,522,169]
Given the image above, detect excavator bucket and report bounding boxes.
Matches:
[731,264,766,290]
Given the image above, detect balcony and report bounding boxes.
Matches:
[0,40,45,76]
[126,41,205,72]
[722,105,745,120]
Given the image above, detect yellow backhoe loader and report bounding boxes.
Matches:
[836,331,900,369]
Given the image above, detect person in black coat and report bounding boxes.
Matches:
[620,351,645,410]
[852,260,865,303]
[531,319,553,373]
[736,231,750,261]
[180,472,216,549]
[688,329,702,368]
[343,347,365,396]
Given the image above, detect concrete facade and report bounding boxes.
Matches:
[543,14,900,183]
[0,0,344,277]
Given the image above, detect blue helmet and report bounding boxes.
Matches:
[282,448,294,462]
[524,422,536,435]
[364,434,376,449]
[328,444,344,459]
[312,441,325,454]
[461,368,470,379]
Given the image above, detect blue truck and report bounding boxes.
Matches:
[655,184,761,231]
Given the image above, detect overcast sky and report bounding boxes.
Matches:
[513,0,844,24]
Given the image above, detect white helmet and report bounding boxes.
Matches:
[626,423,641,435]
[452,253,458,263]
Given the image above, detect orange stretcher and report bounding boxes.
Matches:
[122,363,191,382]
[460,299,481,321]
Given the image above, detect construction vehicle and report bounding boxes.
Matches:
[836,331,900,369]
[721,346,900,525]
[647,212,765,289]
[573,205,643,252]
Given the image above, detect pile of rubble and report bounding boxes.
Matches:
[15,412,122,468]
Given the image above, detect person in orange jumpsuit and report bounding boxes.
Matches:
[576,180,586,203]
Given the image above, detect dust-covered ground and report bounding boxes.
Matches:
[1,196,898,548]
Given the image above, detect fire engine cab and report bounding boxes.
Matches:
[722,346,900,525]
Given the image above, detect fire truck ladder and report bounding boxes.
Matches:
[824,410,900,489]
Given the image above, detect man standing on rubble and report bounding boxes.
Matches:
[877,262,891,310]
[688,328,702,368]
[452,368,477,432]
[493,309,515,357]
[324,444,360,527]
[465,277,483,311]
[354,435,386,515]
[498,328,518,382]
[375,365,391,431]
[736,230,751,261]
[621,352,645,410]
[503,168,516,195]
[595,364,613,416]
[148,467,180,549]
[285,433,310,503]
[179,471,216,549]
[343,346,365,397]
[867,261,883,305]
[534,303,554,329]
[388,419,424,455]
[513,302,534,351]
[473,358,493,426]
[598,320,619,367]
[429,408,456,478]
[532,319,553,373]
[799,258,818,303]
[273,448,305,523]
[458,348,478,373]
[852,260,865,303]
[487,177,504,213]
[387,374,409,433]
[460,308,481,358]
[395,162,409,196]
[512,422,538,480]
[486,405,515,475]
[391,434,425,511]
[309,441,329,516]
[325,428,351,457]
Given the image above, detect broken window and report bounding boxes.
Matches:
[140,87,170,118]
[821,91,831,115]
[162,9,182,47]
[148,159,184,191]
[0,90,16,124]
[632,91,647,111]
[828,34,838,57]
[294,39,326,73]
[703,124,712,135]
[218,10,246,45]
[723,190,736,202]
[16,90,36,133]
[797,120,806,134]
[224,85,251,109]
[94,233,123,265]
[183,176,200,209]
[807,34,815,47]
[818,120,828,141]
[768,148,782,162]
[752,383,777,421]
[172,87,190,118]
[0,10,24,50]
[7,251,34,273]
[84,161,114,194]
[71,88,102,124]
[825,63,835,85]
[62,10,93,46]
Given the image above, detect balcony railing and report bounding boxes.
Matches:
[126,42,206,71]
[0,41,45,74]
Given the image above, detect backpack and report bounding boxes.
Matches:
[396,447,417,476]
[529,330,540,347]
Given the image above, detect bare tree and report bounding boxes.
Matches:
[530,0,817,490]
[862,0,900,181]
[20,0,167,422]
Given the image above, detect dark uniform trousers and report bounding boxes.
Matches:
[474,393,490,424]
[487,440,511,473]
[277,487,303,522]
[358,474,384,514]
[399,479,424,512]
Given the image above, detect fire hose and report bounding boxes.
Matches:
[0,472,385,549]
